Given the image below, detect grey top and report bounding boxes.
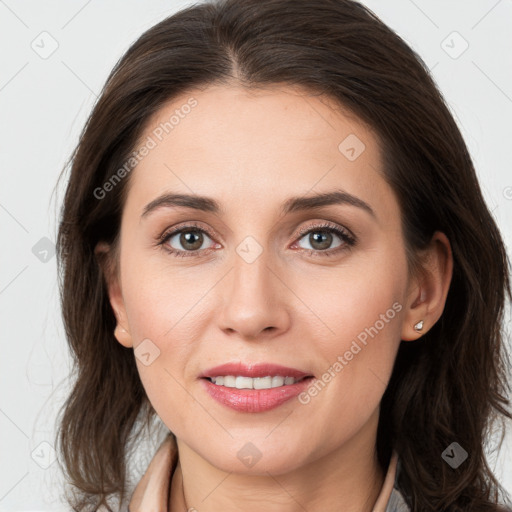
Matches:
[384,456,411,511]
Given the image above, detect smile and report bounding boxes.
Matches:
[207,375,308,389]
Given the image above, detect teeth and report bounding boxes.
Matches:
[254,376,272,389]
[223,375,236,387]
[272,376,284,387]
[210,375,303,389]
[236,376,253,389]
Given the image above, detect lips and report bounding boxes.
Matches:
[199,362,315,413]
[199,362,313,379]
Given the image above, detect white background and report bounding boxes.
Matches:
[1,0,511,510]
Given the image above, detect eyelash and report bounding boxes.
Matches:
[156,221,357,259]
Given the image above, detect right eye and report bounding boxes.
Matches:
[158,223,219,258]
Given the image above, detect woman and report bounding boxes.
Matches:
[54,0,512,510]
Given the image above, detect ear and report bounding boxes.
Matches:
[401,231,453,341]
[94,241,134,348]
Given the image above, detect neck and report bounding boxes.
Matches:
[169,410,386,512]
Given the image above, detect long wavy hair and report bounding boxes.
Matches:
[54,0,512,510]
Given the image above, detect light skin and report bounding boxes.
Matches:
[95,84,453,512]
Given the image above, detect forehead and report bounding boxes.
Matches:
[124,84,398,223]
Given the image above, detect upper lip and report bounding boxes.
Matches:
[200,362,313,379]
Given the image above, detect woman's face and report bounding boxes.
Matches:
[104,84,421,475]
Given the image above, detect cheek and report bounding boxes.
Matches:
[120,258,208,433]
[294,247,406,426]
[294,244,406,356]
[120,240,207,343]
[118,246,201,385]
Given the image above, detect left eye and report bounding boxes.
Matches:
[291,222,356,256]
[295,228,345,252]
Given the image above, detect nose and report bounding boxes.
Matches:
[216,251,291,341]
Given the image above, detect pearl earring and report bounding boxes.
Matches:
[413,320,424,332]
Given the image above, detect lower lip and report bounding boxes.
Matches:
[200,377,314,413]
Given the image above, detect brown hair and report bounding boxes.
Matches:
[54,0,512,510]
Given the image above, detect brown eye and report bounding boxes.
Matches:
[300,230,337,251]
[165,229,212,252]
[157,222,219,258]
[294,222,355,255]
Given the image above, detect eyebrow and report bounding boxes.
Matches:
[141,189,376,219]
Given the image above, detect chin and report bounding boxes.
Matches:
[195,436,317,476]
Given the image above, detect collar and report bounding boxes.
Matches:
[126,434,410,512]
